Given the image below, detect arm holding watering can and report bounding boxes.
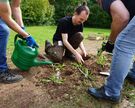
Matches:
[0,0,39,84]
[0,0,38,48]
[10,0,25,29]
[10,0,38,48]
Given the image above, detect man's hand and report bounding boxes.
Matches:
[26,36,39,48]
[97,41,114,56]
[82,50,87,57]
[74,52,84,64]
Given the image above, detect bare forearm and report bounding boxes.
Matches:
[3,16,28,37]
[79,42,86,53]
[11,0,24,27]
[62,34,78,55]
[0,2,28,37]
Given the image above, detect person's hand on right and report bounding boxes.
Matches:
[25,35,39,48]
[74,52,84,64]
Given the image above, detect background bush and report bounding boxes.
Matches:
[52,0,84,22]
[87,0,111,28]
[21,0,55,25]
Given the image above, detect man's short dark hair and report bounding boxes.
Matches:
[75,2,90,15]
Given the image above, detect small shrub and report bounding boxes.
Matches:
[21,0,55,25]
[96,55,107,67]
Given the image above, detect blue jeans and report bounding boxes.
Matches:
[0,18,10,72]
[104,16,135,96]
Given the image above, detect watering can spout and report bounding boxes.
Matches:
[11,35,53,71]
[33,58,53,66]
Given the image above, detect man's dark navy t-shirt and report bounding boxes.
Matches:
[122,0,135,19]
[53,16,83,42]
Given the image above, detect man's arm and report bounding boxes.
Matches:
[62,33,84,63]
[10,0,24,27]
[79,41,87,57]
[0,2,28,38]
[62,33,77,56]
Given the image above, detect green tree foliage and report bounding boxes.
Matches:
[21,0,55,25]
[87,0,111,28]
[51,0,86,23]
[49,0,111,28]
[21,0,111,28]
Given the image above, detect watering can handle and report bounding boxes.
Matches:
[14,34,25,45]
[14,34,18,44]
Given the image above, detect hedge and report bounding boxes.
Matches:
[21,0,55,25]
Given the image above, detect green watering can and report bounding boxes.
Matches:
[11,35,53,71]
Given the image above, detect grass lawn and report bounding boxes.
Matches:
[8,26,110,50]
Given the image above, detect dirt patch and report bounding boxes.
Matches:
[1,40,135,108]
[34,54,110,99]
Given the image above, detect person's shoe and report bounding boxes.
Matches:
[0,70,23,84]
[45,40,52,54]
[87,86,120,103]
[126,72,135,83]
